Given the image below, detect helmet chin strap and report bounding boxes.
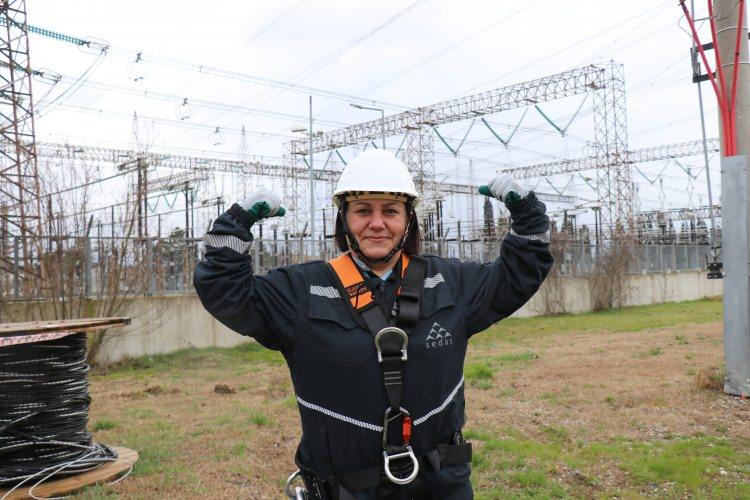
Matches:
[339,202,414,265]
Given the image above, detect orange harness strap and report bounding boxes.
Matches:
[328,253,410,311]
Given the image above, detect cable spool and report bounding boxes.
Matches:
[0,319,136,499]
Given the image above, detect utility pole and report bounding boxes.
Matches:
[691,0,719,255]
[716,0,750,397]
[184,183,190,240]
[309,96,315,255]
[136,159,143,239]
[141,158,148,238]
[717,0,750,159]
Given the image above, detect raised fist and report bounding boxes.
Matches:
[478,174,528,205]
[240,187,286,221]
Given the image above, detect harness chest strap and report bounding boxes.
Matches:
[327,252,422,327]
[327,252,410,311]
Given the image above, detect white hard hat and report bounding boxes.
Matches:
[333,149,419,207]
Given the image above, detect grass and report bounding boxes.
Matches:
[91,418,118,431]
[467,430,749,498]
[471,297,722,346]
[247,411,270,426]
[73,297,749,498]
[98,341,284,378]
[465,362,494,380]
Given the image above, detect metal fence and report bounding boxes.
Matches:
[0,235,716,299]
[552,243,715,276]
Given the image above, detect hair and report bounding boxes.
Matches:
[334,201,422,256]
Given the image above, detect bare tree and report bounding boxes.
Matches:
[586,244,633,311]
[1,162,154,363]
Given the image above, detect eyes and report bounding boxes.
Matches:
[355,207,401,216]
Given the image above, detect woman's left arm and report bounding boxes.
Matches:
[460,188,554,336]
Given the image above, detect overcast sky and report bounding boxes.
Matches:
[24,0,727,232]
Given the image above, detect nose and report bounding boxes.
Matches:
[369,212,385,229]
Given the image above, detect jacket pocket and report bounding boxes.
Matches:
[411,289,459,360]
[421,288,456,317]
[306,299,372,367]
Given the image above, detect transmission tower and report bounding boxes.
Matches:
[283,140,303,235]
[503,139,721,179]
[0,0,42,283]
[592,61,632,239]
[289,62,630,240]
[403,117,436,215]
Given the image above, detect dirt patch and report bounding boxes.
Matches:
[213,383,236,395]
[144,385,182,396]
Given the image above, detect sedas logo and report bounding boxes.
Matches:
[425,321,453,350]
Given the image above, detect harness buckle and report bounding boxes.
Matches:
[374,327,408,363]
[381,407,419,485]
[285,469,307,499]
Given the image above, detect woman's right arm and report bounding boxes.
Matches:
[193,201,298,351]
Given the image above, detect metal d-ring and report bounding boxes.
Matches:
[382,446,420,485]
[374,326,408,363]
[381,406,419,484]
[284,469,307,499]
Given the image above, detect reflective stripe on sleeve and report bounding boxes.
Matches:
[204,234,252,254]
[509,228,551,244]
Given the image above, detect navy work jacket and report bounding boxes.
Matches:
[193,193,553,492]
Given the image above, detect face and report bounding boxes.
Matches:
[345,199,408,260]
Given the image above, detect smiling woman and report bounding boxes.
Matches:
[346,199,408,268]
[193,149,553,499]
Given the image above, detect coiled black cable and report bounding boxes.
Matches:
[0,333,118,490]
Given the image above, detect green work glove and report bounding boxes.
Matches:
[478,174,527,205]
[240,187,286,222]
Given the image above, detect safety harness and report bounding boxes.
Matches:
[287,252,471,499]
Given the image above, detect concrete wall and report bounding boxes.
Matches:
[515,269,723,317]
[102,270,723,363]
[98,294,247,364]
[0,270,723,363]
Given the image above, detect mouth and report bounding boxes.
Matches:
[365,236,389,242]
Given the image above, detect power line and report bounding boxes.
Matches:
[453,1,673,98]
[161,0,429,146]
[141,0,311,117]
[26,19,411,111]
[53,76,350,128]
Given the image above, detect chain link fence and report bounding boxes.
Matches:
[0,234,716,300]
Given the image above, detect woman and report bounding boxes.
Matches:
[194,150,553,499]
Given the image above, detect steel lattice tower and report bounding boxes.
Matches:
[401,113,436,213]
[0,0,42,280]
[284,140,303,235]
[592,61,632,239]
[288,62,632,240]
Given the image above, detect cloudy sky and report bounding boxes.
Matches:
[24,0,726,234]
